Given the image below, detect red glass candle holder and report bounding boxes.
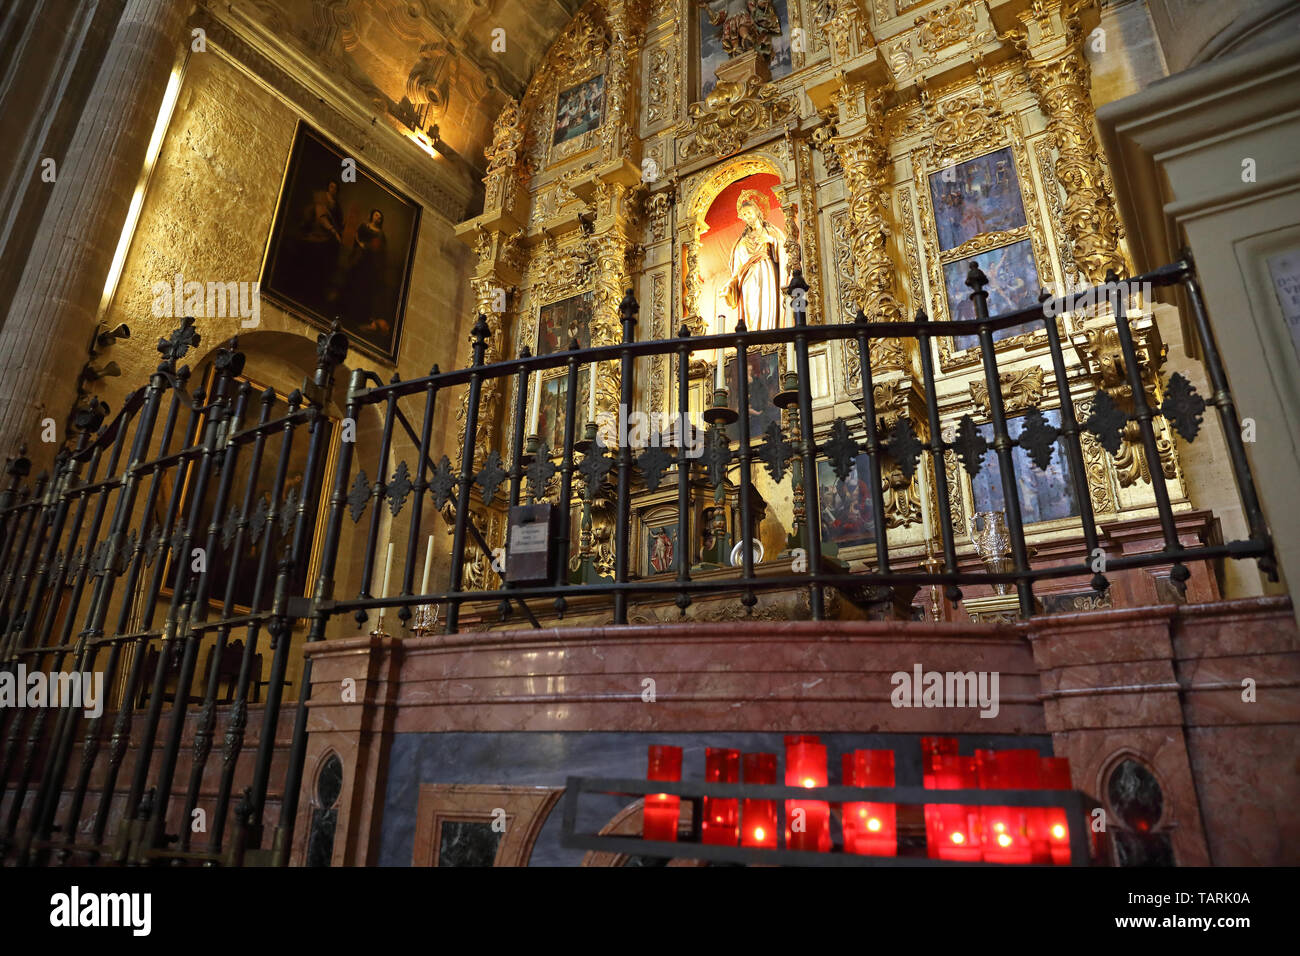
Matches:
[977,749,1037,864]
[785,740,830,852]
[921,738,960,853]
[923,754,980,861]
[842,749,896,856]
[1041,756,1073,865]
[643,744,682,842]
[703,747,740,846]
[741,752,778,848]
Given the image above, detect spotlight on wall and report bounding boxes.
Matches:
[95,322,130,350]
[80,361,121,383]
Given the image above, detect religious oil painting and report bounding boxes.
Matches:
[553,74,606,145]
[699,0,793,97]
[945,238,1042,350]
[972,410,1079,525]
[928,146,1026,252]
[262,124,420,362]
[537,370,591,454]
[645,522,680,575]
[700,173,789,338]
[816,455,877,549]
[723,350,781,444]
[536,291,593,356]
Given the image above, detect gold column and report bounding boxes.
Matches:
[830,79,906,368]
[1012,0,1124,283]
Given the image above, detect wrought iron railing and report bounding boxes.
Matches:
[0,251,1276,866]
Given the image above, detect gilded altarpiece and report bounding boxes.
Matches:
[450,0,1194,622]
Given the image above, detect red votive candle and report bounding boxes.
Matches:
[842,749,896,856]
[1040,756,1073,865]
[977,749,1037,864]
[924,754,981,861]
[741,752,778,848]
[785,739,830,852]
[921,738,960,850]
[703,747,740,846]
[644,745,682,842]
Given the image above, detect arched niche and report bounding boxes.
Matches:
[679,150,801,335]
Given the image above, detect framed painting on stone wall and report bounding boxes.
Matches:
[260,123,420,363]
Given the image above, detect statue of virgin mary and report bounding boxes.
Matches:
[724,188,787,331]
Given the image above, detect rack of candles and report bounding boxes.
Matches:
[558,742,1091,866]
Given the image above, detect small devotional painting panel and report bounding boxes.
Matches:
[816,455,877,550]
[553,73,606,146]
[970,409,1080,526]
[723,350,781,443]
[944,238,1042,349]
[928,146,1027,252]
[536,291,594,355]
[260,123,420,362]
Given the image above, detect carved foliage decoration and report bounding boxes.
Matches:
[681,76,798,160]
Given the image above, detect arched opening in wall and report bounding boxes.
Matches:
[1104,756,1175,867]
[306,751,343,867]
[579,799,706,867]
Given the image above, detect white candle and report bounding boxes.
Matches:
[380,541,393,599]
[528,374,541,434]
[786,340,796,372]
[588,364,597,424]
[420,534,434,594]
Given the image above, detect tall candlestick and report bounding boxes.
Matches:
[380,541,393,599]
[420,534,434,594]
[528,375,542,435]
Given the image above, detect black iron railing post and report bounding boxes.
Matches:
[732,318,757,610]
[1104,269,1188,590]
[1181,256,1276,577]
[968,263,1035,617]
[446,315,489,634]
[1039,288,1107,591]
[915,309,962,604]
[273,325,348,865]
[854,308,893,576]
[790,270,824,620]
[613,290,637,624]
[674,326,693,615]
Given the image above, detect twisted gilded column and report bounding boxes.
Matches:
[830,79,905,369]
[1013,1,1124,283]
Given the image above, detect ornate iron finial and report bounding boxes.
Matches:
[619,288,639,326]
[915,308,929,323]
[213,338,246,379]
[854,307,868,325]
[156,316,200,367]
[471,313,490,365]
[317,321,349,371]
[965,261,989,294]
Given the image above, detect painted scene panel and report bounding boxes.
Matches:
[972,410,1079,525]
[817,454,877,549]
[553,74,605,145]
[945,238,1042,350]
[928,146,1026,252]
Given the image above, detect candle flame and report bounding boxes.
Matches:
[867,817,882,832]
[951,832,965,844]
[1052,824,1066,840]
